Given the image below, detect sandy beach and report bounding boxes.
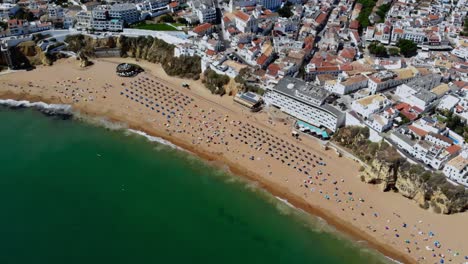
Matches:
[1,57,467,264]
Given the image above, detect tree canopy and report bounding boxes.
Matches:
[397,39,418,57]
[356,0,377,30]
[368,42,388,57]
[277,4,293,18]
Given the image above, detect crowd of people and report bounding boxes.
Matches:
[118,75,466,264]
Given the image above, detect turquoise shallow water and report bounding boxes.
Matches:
[0,106,390,264]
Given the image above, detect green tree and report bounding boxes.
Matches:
[14,8,35,21]
[202,69,230,95]
[461,17,468,36]
[376,4,391,23]
[397,39,418,57]
[388,47,399,56]
[159,14,175,23]
[356,0,377,31]
[277,4,293,18]
[368,42,387,57]
[176,17,187,25]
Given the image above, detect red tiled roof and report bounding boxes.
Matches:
[267,63,280,76]
[349,20,359,30]
[453,81,467,89]
[206,49,216,56]
[193,23,212,34]
[395,103,420,121]
[235,10,250,22]
[256,54,268,65]
[339,48,356,60]
[428,132,453,144]
[455,105,464,113]
[169,2,179,8]
[223,16,231,23]
[408,125,428,137]
[341,64,354,71]
[315,13,327,25]
[446,144,462,155]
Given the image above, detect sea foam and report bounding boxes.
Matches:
[0,99,72,116]
[127,129,183,151]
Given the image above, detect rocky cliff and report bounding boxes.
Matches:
[64,34,201,79]
[335,126,468,214]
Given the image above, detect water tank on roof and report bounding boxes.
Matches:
[287,83,295,89]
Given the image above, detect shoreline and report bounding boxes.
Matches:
[0,95,414,264]
[1,58,467,264]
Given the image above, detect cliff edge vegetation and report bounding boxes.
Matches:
[64,34,201,80]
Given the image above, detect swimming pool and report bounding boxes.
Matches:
[296,120,329,139]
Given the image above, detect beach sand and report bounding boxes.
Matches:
[1,57,467,264]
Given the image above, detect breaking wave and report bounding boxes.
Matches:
[0,99,72,116]
[127,129,182,151]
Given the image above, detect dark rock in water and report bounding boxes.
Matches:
[38,108,73,119]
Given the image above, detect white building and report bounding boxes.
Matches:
[93,4,140,25]
[48,4,64,19]
[451,46,468,61]
[412,140,449,169]
[365,113,393,132]
[263,77,345,132]
[136,0,170,19]
[228,0,256,12]
[351,94,392,119]
[324,74,368,95]
[395,74,442,111]
[234,10,257,33]
[443,150,468,187]
[76,10,124,31]
[402,27,426,44]
[0,3,20,16]
[425,132,453,148]
[90,19,124,31]
[191,0,217,24]
[108,4,140,24]
[174,43,198,57]
[437,94,460,111]
[390,132,415,153]
[368,67,420,94]
[76,11,92,28]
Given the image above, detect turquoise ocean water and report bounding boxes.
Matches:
[0,105,390,264]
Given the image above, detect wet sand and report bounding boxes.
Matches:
[1,58,467,264]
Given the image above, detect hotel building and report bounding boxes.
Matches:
[263,77,345,132]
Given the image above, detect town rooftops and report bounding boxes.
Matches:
[446,145,462,155]
[406,74,442,91]
[355,94,388,107]
[414,90,437,103]
[431,83,450,97]
[234,10,250,22]
[193,23,212,34]
[446,154,468,171]
[274,77,330,104]
[428,132,453,145]
[340,74,367,85]
[408,125,428,137]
